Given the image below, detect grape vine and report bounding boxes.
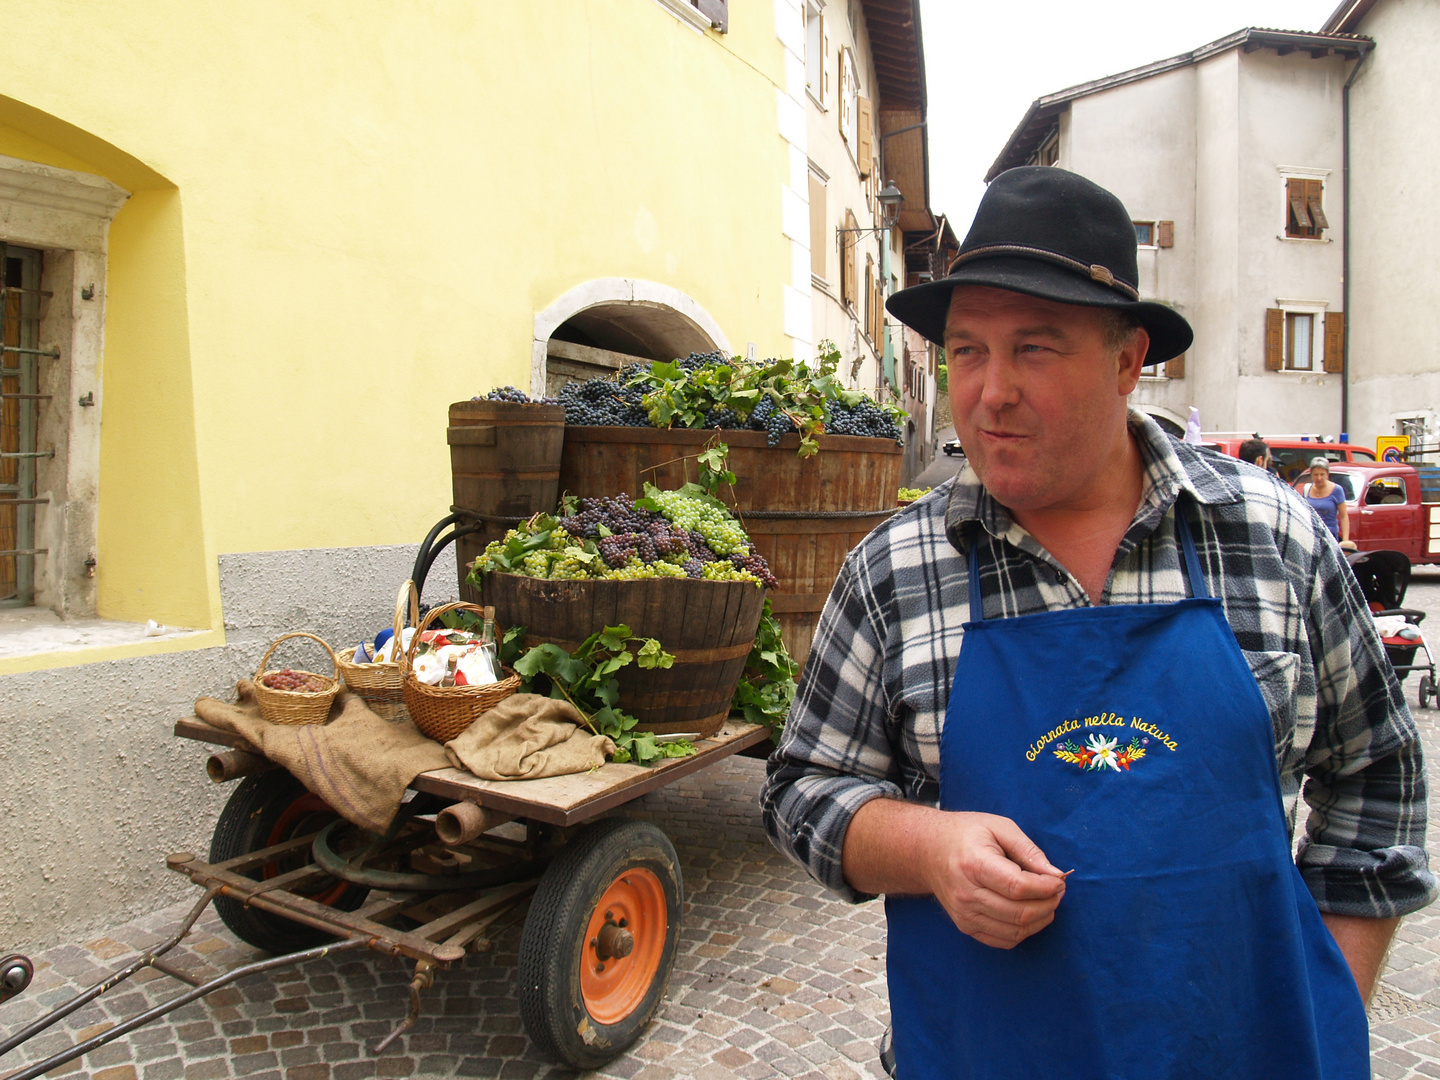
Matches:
[498,624,693,765]
[538,342,905,458]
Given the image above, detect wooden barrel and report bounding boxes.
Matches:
[483,573,767,739]
[557,427,900,667]
[448,400,566,601]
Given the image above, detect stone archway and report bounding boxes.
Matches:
[531,279,731,396]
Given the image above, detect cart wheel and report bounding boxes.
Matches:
[517,818,682,1070]
[209,770,369,954]
[1420,676,1434,710]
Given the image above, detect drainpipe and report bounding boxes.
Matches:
[878,122,926,396]
[1340,42,1372,437]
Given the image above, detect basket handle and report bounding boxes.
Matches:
[401,600,490,669]
[391,580,422,677]
[255,632,339,683]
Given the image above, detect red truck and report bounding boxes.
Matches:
[1295,463,1440,565]
[1202,434,1377,484]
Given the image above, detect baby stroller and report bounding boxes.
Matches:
[1346,549,1437,709]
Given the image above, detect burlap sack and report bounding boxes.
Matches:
[444,693,615,780]
[195,681,451,832]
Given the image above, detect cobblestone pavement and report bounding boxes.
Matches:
[1,753,890,1080]
[9,571,1440,1080]
[1363,568,1440,1080]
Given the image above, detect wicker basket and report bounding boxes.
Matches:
[335,646,408,723]
[393,581,520,742]
[253,632,341,725]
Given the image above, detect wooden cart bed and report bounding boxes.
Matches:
[175,716,770,827]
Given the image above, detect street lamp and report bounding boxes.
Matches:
[877,181,905,228]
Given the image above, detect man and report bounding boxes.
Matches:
[761,167,1432,1079]
[1238,436,1272,471]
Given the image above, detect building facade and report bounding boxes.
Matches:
[987,29,1369,439]
[796,0,944,479]
[0,0,821,947]
[1323,0,1440,454]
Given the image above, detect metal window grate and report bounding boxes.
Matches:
[1,243,48,606]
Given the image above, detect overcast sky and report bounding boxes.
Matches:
[916,0,1345,236]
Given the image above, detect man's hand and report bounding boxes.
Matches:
[842,798,1068,949]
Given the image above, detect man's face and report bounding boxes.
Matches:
[944,286,1149,514]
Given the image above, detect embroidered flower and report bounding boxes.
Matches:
[1086,734,1121,772]
[1055,735,1149,772]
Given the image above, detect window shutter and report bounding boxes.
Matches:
[1265,308,1284,370]
[1287,179,1311,231]
[1323,311,1345,373]
[857,97,873,177]
[809,173,826,279]
[1307,179,1329,231]
[838,49,852,141]
[1157,220,1174,248]
[842,209,858,308]
[873,275,883,345]
[692,0,727,32]
[863,260,874,340]
[1165,352,1185,379]
[820,15,829,102]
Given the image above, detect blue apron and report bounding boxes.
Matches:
[885,509,1369,1079]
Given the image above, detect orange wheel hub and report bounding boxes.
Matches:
[266,793,349,907]
[579,867,667,1025]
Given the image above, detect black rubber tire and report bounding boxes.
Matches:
[517,818,682,1070]
[209,770,369,954]
[1420,676,1434,710]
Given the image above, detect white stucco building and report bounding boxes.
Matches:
[987,28,1370,439]
[1322,0,1440,454]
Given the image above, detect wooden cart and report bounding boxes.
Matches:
[0,716,769,1077]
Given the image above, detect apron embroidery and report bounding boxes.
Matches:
[1053,732,1148,771]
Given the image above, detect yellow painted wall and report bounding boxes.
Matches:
[0,0,790,631]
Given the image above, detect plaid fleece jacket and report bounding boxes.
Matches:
[761,412,1435,917]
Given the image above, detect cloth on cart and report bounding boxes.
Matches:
[443,693,615,780]
[195,686,616,832]
[196,681,452,832]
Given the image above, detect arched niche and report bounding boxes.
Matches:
[531,279,731,397]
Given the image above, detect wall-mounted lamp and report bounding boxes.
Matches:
[876,182,905,228]
[837,181,906,243]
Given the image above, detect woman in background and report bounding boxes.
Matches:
[1303,456,1350,544]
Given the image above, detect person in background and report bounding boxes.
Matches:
[761,166,1430,1080]
[1303,456,1350,545]
[1239,437,1272,472]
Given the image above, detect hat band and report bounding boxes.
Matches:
[948,244,1140,301]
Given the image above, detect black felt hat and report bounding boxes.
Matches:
[887,167,1193,364]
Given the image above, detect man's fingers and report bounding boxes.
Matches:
[987,817,1065,878]
[970,847,1067,901]
[941,901,1058,949]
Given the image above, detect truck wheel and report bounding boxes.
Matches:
[517,818,682,1070]
[209,770,368,954]
[1420,676,1434,710]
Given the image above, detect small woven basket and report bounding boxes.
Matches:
[393,581,520,742]
[253,632,341,725]
[335,646,409,723]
